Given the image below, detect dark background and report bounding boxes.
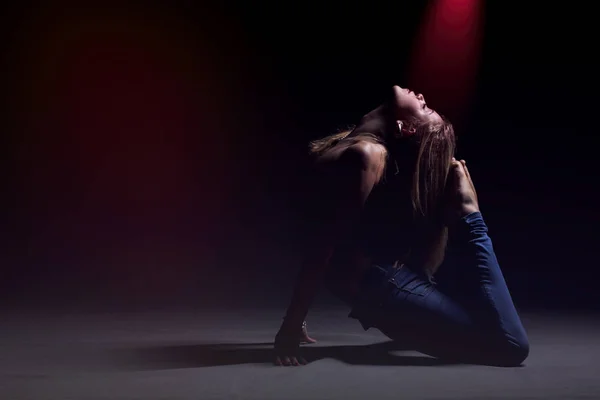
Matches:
[1,1,598,312]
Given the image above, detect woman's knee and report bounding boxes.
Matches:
[486,336,530,367]
[505,337,530,366]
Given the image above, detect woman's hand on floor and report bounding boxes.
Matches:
[274,321,315,366]
[274,333,306,366]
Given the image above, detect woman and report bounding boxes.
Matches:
[274,86,529,367]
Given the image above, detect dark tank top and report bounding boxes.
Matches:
[324,158,420,303]
[357,165,417,267]
[327,157,418,272]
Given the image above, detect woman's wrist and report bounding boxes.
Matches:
[280,316,304,333]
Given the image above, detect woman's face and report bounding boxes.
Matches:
[389,85,442,126]
[354,86,444,138]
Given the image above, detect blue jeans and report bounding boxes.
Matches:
[348,212,530,366]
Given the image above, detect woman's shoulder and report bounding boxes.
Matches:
[313,138,387,184]
[317,137,387,169]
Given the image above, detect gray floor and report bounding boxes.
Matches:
[2,307,599,400]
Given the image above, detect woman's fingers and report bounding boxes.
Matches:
[275,355,307,366]
[274,356,292,366]
[460,159,471,181]
[460,160,477,199]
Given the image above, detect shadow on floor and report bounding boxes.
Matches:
[119,341,463,369]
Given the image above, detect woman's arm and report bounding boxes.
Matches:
[275,142,384,364]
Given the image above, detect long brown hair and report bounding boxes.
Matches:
[406,118,455,277]
[308,118,455,277]
[308,128,358,156]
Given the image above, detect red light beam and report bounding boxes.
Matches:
[408,0,484,123]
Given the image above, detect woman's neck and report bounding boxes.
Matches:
[347,105,391,141]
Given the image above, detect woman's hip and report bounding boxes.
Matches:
[347,264,436,329]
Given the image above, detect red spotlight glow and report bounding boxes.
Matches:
[408,0,484,122]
